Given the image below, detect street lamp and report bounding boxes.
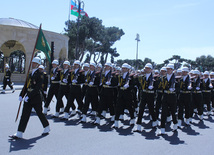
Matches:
[72,0,86,60]
[135,33,140,70]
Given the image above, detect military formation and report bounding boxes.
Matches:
[6,57,214,139]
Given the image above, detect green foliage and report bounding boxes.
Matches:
[64,17,124,63]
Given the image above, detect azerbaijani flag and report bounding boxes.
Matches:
[71,0,88,17]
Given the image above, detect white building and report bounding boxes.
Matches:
[0,18,69,82]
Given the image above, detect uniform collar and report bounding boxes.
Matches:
[32,68,38,75]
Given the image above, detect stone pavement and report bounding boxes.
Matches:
[1,89,214,155]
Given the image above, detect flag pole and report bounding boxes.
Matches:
[15,24,42,122]
[68,0,71,22]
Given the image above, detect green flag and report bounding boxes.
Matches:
[35,29,51,62]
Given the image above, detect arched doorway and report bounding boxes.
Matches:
[9,50,25,74]
[0,51,4,73]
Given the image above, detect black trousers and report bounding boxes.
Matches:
[18,94,49,132]
[190,93,203,116]
[115,89,134,120]
[203,92,211,111]
[3,79,13,90]
[82,87,99,114]
[160,93,177,128]
[136,92,156,124]
[81,85,88,101]
[65,85,83,112]
[211,91,214,108]
[97,88,115,117]
[155,92,163,119]
[44,83,60,108]
[56,85,69,112]
[178,93,191,120]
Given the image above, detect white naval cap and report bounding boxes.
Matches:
[73,60,81,65]
[177,68,182,73]
[145,63,153,69]
[210,72,214,76]
[193,70,200,75]
[52,60,59,65]
[105,62,112,67]
[204,71,210,75]
[122,63,129,69]
[97,63,102,68]
[38,65,44,70]
[166,63,174,70]
[83,63,90,68]
[182,67,189,72]
[160,67,167,71]
[154,70,159,74]
[32,57,41,65]
[141,69,145,72]
[63,60,70,66]
[90,62,96,68]
[5,64,9,68]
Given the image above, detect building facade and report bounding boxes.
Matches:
[0,18,69,82]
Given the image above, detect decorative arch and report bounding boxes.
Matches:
[0,40,26,74]
[9,50,26,74]
[0,51,4,73]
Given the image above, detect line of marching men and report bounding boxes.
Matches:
[42,59,214,135]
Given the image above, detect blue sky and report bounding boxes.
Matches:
[1,0,214,64]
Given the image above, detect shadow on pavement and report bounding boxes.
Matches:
[8,135,47,152]
[162,131,185,145]
[141,128,160,140]
[181,126,200,136]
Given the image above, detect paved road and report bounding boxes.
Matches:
[1,87,214,155]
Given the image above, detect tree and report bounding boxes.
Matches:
[64,17,124,63]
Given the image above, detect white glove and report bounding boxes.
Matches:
[51,76,55,80]
[148,85,154,90]
[89,82,94,86]
[63,79,68,83]
[44,91,47,95]
[123,84,129,89]
[99,83,102,86]
[196,87,200,90]
[187,86,192,90]
[24,96,29,102]
[209,85,213,89]
[72,79,77,83]
[85,79,88,82]
[7,79,9,82]
[169,88,175,92]
[19,96,23,102]
[105,81,111,86]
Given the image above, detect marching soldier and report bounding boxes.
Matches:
[177,67,192,127]
[202,71,213,116]
[94,62,118,125]
[158,64,178,135]
[43,60,61,115]
[38,65,48,105]
[53,61,70,118]
[81,63,90,102]
[63,60,84,120]
[1,63,15,94]
[210,72,214,112]
[9,57,50,139]
[155,67,166,120]
[113,63,135,128]
[190,70,203,121]
[81,63,100,123]
[135,63,158,132]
